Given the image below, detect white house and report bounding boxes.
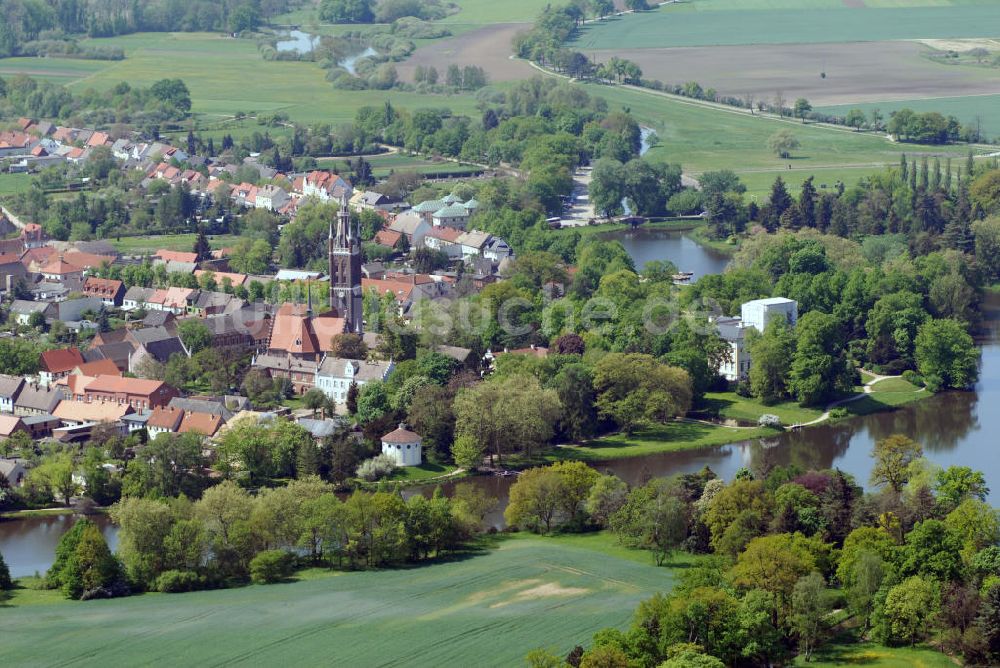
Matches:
[315,356,394,404]
[0,374,25,414]
[741,297,798,333]
[380,423,422,466]
[255,185,289,211]
[714,297,799,382]
[715,317,750,382]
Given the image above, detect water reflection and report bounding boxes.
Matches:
[0,513,117,578]
[601,228,730,279]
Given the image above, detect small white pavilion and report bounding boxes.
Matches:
[381,423,422,466]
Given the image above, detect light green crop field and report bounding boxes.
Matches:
[1,534,673,667]
[572,2,1000,49]
[819,94,1000,141]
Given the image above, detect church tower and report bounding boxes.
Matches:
[329,193,363,333]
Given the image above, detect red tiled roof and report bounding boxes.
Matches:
[83,277,124,297]
[40,257,84,275]
[86,375,170,397]
[73,360,121,377]
[362,278,415,303]
[148,406,183,430]
[382,424,421,444]
[156,249,198,264]
[374,229,402,247]
[65,251,115,269]
[268,303,318,356]
[41,348,85,374]
[179,412,223,436]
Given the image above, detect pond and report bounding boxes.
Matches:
[0,513,117,579]
[339,46,378,76]
[601,226,731,279]
[275,30,318,55]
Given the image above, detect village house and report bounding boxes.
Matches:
[301,171,352,201]
[21,223,48,249]
[14,383,62,416]
[255,184,289,211]
[82,277,126,307]
[122,286,154,311]
[251,353,320,395]
[10,300,49,326]
[0,415,28,441]
[21,414,60,439]
[387,213,430,247]
[53,399,133,429]
[315,356,394,404]
[0,458,27,487]
[83,375,180,410]
[39,256,85,283]
[0,374,25,413]
[39,348,86,387]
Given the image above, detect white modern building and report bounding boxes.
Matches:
[380,423,422,466]
[714,297,798,382]
[741,297,798,333]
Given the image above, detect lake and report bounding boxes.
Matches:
[0,513,117,578]
[602,227,731,279]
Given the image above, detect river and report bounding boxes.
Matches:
[274,30,376,76]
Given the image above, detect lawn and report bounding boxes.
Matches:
[318,152,484,177]
[571,3,1000,49]
[700,391,824,426]
[573,82,976,189]
[794,639,955,667]
[553,420,775,461]
[108,233,242,255]
[389,461,460,482]
[0,173,33,196]
[0,533,673,667]
[870,377,921,393]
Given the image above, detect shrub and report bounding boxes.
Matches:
[0,550,11,590]
[155,570,202,593]
[758,414,782,429]
[249,550,295,584]
[829,407,849,419]
[356,454,397,481]
[902,370,924,386]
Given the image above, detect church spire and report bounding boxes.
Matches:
[329,188,363,333]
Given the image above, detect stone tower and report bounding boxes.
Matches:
[329,193,363,333]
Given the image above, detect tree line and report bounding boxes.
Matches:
[522,438,1000,666]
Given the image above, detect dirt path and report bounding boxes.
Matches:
[1,205,26,231]
[787,372,925,429]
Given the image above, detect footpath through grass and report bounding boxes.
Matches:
[0,532,672,667]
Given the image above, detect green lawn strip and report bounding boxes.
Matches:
[841,389,928,417]
[108,233,242,255]
[0,534,671,666]
[533,531,709,569]
[389,462,459,482]
[687,225,740,255]
[793,637,955,667]
[870,377,920,393]
[860,370,878,384]
[551,421,775,462]
[699,391,824,426]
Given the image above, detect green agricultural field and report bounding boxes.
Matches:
[0,56,109,84]
[1,534,673,667]
[571,3,1000,49]
[819,94,1000,141]
[0,32,482,127]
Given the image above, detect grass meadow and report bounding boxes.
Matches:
[108,233,242,255]
[0,533,673,667]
